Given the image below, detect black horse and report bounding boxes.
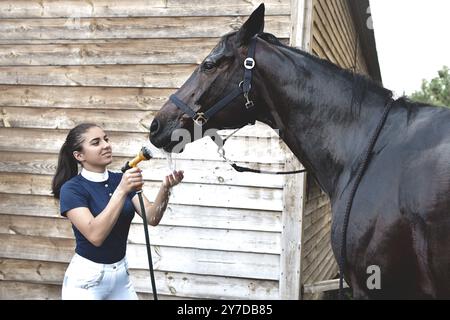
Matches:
[149,4,450,299]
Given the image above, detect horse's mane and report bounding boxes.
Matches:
[259,32,393,102]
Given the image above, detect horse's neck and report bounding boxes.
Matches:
[256,43,389,197]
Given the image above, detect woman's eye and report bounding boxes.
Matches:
[202,61,215,71]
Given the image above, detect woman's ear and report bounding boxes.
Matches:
[73,151,84,163]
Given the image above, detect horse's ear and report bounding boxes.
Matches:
[236,3,265,46]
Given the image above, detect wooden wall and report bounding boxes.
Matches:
[0,0,294,300]
[311,0,368,73]
[300,0,373,299]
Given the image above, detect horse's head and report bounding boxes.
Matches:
[150,4,267,152]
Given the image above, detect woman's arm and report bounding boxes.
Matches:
[66,168,143,247]
[133,170,184,226]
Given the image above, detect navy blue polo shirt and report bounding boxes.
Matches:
[60,171,136,264]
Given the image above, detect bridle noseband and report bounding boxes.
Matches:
[169,36,258,126]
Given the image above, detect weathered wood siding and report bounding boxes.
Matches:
[301,177,336,300]
[300,0,372,299]
[311,0,368,73]
[0,0,294,300]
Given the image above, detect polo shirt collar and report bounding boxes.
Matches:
[81,168,109,182]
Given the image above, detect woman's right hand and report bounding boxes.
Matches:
[118,167,144,193]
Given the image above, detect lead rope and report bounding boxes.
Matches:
[215,128,306,175]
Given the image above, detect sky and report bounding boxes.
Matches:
[369,0,450,97]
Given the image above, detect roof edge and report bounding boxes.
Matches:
[348,0,383,84]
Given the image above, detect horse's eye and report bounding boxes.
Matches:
[202,61,216,71]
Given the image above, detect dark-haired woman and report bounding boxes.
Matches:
[52,123,183,300]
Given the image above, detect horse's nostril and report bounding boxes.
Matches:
[150,119,160,135]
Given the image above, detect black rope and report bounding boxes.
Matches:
[338,99,394,299]
[231,163,306,175]
[220,131,307,176]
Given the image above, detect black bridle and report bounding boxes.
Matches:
[169,36,307,175]
[169,36,258,127]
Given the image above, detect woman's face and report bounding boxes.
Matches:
[74,126,113,171]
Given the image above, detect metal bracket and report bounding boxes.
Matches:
[244,92,254,109]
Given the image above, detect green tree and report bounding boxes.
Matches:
[410,66,450,107]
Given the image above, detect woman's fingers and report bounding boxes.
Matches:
[125,168,144,187]
[165,171,184,187]
[119,167,144,192]
[161,170,184,188]
[174,170,183,180]
[173,170,184,182]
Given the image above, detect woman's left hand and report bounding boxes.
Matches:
[163,170,184,189]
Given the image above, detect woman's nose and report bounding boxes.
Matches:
[102,139,111,147]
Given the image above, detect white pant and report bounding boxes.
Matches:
[62,253,138,300]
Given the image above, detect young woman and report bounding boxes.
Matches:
[52,123,184,300]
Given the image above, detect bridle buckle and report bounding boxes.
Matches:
[193,112,208,126]
[244,58,255,70]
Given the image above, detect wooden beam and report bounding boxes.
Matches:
[279,1,312,299]
[0,214,281,254]
[303,279,349,294]
[290,0,313,51]
[0,172,284,211]
[0,85,171,111]
[0,16,290,41]
[0,234,281,280]
[0,258,279,299]
[0,128,286,164]
[0,39,218,66]
[0,64,197,88]
[0,193,283,232]
[0,1,290,19]
[279,146,306,299]
[0,151,285,188]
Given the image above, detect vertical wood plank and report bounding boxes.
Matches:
[290,0,313,51]
[279,0,312,300]
[279,148,306,299]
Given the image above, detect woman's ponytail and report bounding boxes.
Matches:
[52,123,98,198]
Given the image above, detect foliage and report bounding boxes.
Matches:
[410,66,450,107]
